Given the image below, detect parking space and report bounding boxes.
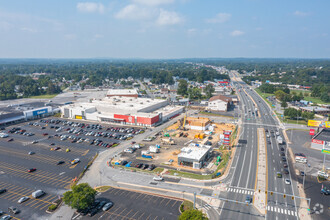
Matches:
[79,188,182,220]
[0,118,144,219]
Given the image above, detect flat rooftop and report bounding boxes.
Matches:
[107,89,138,96]
[67,96,167,114]
[314,128,330,142]
[178,145,211,161]
[301,106,329,112]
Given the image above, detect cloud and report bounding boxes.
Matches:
[115,4,155,20]
[94,34,104,39]
[187,28,197,34]
[156,9,183,26]
[206,13,231,24]
[64,34,77,40]
[293,11,309,17]
[21,27,38,33]
[77,2,105,14]
[230,30,244,36]
[132,0,175,6]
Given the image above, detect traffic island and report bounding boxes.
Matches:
[253,128,267,215]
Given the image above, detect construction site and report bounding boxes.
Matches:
[114,114,237,177]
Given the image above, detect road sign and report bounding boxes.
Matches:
[321,149,330,155]
[310,129,315,136]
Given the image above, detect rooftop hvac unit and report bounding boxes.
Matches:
[129,99,132,101]
[147,100,150,102]
[140,102,143,104]
[122,101,125,103]
[129,105,134,107]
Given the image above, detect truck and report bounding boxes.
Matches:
[32,190,45,198]
[276,136,283,144]
[161,138,175,145]
[149,146,159,153]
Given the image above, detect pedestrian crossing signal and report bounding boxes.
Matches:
[292,196,294,200]
[258,189,261,193]
[270,192,273,196]
[265,191,267,194]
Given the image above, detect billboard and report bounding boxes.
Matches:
[308,120,330,128]
[32,108,48,116]
[312,139,324,145]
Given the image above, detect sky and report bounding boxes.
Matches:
[0,0,329,59]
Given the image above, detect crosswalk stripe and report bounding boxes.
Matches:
[284,209,287,214]
[295,212,297,216]
[281,208,283,214]
[271,206,273,212]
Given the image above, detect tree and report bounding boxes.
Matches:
[320,92,330,102]
[178,209,208,220]
[177,79,188,96]
[284,108,301,119]
[281,100,288,108]
[188,87,202,100]
[274,90,286,101]
[63,183,97,211]
[302,111,315,121]
[204,84,215,98]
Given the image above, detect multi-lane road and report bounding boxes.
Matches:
[218,74,300,220]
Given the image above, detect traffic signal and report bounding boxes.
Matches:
[283,194,286,198]
[258,189,261,193]
[292,196,294,200]
[265,191,268,194]
[270,192,273,196]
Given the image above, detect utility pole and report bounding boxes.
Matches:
[193,192,196,209]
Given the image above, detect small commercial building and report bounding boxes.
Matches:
[311,128,330,150]
[106,89,138,98]
[178,144,211,169]
[207,95,232,112]
[300,106,330,116]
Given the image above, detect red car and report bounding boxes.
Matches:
[54,147,61,151]
[28,168,36,173]
[43,133,48,136]
[7,138,14,142]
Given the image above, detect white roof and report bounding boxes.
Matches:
[107,89,138,96]
[178,145,210,161]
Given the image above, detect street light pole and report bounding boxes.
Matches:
[303,162,306,189]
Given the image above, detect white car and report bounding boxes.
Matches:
[317,171,329,178]
[285,179,291,185]
[71,158,80,165]
[153,176,164,181]
[18,196,29,204]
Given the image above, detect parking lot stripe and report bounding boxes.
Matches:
[0,162,71,187]
[153,216,158,220]
[130,211,140,219]
[30,194,53,207]
[123,209,134,219]
[159,198,167,205]
[137,213,145,220]
[165,199,172,206]
[82,149,89,156]
[0,146,71,167]
[172,200,179,207]
[145,214,152,220]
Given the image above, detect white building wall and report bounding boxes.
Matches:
[207,100,227,111]
[190,124,210,131]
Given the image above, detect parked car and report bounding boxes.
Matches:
[102,202,113,211]
[18,196,29,204]
[28,168,37,173]
[285,179,291,185]
[57,161,65,165]
[8,207,19,214]
[28,151,35,155]
[153,176,163,181]
[320,187,330,195]
[0,189,6,194]
[71,158,80,165]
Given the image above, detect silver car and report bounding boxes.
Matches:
[18,196,29,204]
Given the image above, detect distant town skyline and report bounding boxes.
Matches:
[0,0,329,58]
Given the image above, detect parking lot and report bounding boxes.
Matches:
[0,118,143,220]
[79,187,182,220]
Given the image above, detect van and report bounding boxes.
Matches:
[32,190,45,198]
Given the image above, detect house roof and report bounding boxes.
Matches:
[209,95,232,103]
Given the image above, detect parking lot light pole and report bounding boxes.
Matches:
[303,162,306,189]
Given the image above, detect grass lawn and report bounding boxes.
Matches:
[167,169,212,180]
[180,200,193,212]
[303,96,329,105]
[95,186,111,192]
[255,89,274,107]
[29,94,59,99]
[275,112,308,125]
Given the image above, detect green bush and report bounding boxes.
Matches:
[48,204,57,211]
